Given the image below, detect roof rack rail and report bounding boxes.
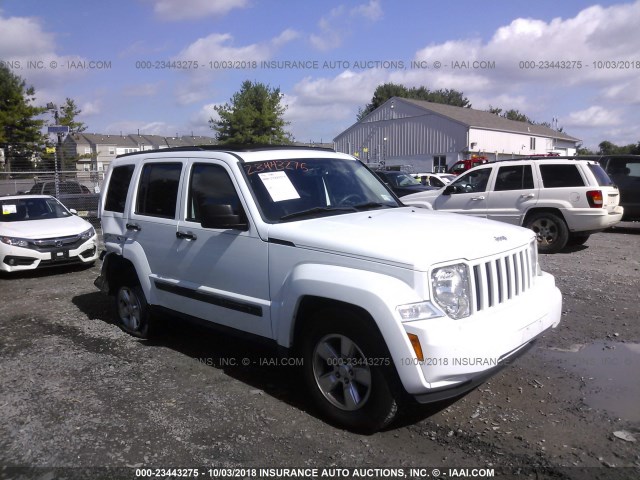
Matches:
[116,144,335,158]
[493,155,598,164]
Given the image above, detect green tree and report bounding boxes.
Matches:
[210,80,291,145]
[598,140,640,155]
[577,146,595,155]
[0,63,46,171]
[357,83,409,120]
[50,98,87,134]
[357,82,471,120]
[598,140,617,155]
[502,109,532,123]
[488,105,566,131]
[47,98,88,169]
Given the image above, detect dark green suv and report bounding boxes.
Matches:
[597,155,640,221]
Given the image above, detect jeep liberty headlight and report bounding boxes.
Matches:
[530,239,541,276]
[396,301,443,322]
[431,264,471,319]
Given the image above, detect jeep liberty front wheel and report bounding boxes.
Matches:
[301,311,399,432]
[115,283,151,338]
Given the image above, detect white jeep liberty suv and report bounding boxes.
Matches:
[95,146,562,432]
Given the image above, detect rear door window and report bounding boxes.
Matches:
[494,165,534,191]
[136,163,182,219]
[105,165,135,213]
[587,164,614,186]
[539,164,584,188]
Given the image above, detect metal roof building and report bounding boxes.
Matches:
[333,97,581,172]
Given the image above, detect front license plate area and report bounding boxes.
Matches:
[51,250,70,261]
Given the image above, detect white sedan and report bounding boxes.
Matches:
[0,195,98,273]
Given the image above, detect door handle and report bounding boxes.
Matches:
[471,196,485,201]
[126,223,141,231]
[176,231,197,241]
[520,193,535,199]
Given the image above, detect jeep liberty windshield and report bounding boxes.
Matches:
[241,158,400,222]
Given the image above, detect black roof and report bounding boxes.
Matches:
[117,144,335,159]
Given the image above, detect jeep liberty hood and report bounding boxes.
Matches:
[267,207,533,270]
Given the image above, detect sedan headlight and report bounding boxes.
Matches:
[79,227,95,241]
[0,236,30,247]
[431,263,471,319]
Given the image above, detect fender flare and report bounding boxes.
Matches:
[272,263,426,383]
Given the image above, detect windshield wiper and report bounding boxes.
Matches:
[352,202,397,211]
[280,206,357,221]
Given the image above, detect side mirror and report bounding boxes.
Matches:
[200,204,248,231]
[69,208,78,215]
[443,185,455,196]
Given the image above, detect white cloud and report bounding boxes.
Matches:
[0,15,53,57]
[272,29,300,48]
[0,13,91,86]
[188,103,221,133]
[123,82,162,97]
[593,125,639,147]
[563,106,623,128]
[351,0,383,21]
[148,0,249,21]
[118,39,170,58]
[174,73,220,106]
[176,30,298,63]
[291,69,383,106]
[602,78,640,105]
[104,121,180,137]
[173,30,298,105]
[80,101,102,117]
[405,1,640,93]
[310,1,383,51]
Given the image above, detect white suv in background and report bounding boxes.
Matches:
[403,158,623,253]
[95,146,562,432]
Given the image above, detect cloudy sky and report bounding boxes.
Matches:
[1,0,639,149]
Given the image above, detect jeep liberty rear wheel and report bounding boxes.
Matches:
[525,212,569,254]
[115,283,151,338]
[301,311,398,432]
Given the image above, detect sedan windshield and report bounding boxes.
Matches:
[242,158,400,222]
[0,197,72,222]
[389,172,422,187]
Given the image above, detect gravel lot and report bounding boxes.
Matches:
[1,223,639,480]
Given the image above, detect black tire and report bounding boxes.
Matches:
[567,233,590,246]
[300,309,399,433]
[525,212,569,254]
[115,283,151,338]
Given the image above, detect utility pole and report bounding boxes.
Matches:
[46,103,69,199]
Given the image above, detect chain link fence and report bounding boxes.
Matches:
[0,170,104,225]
